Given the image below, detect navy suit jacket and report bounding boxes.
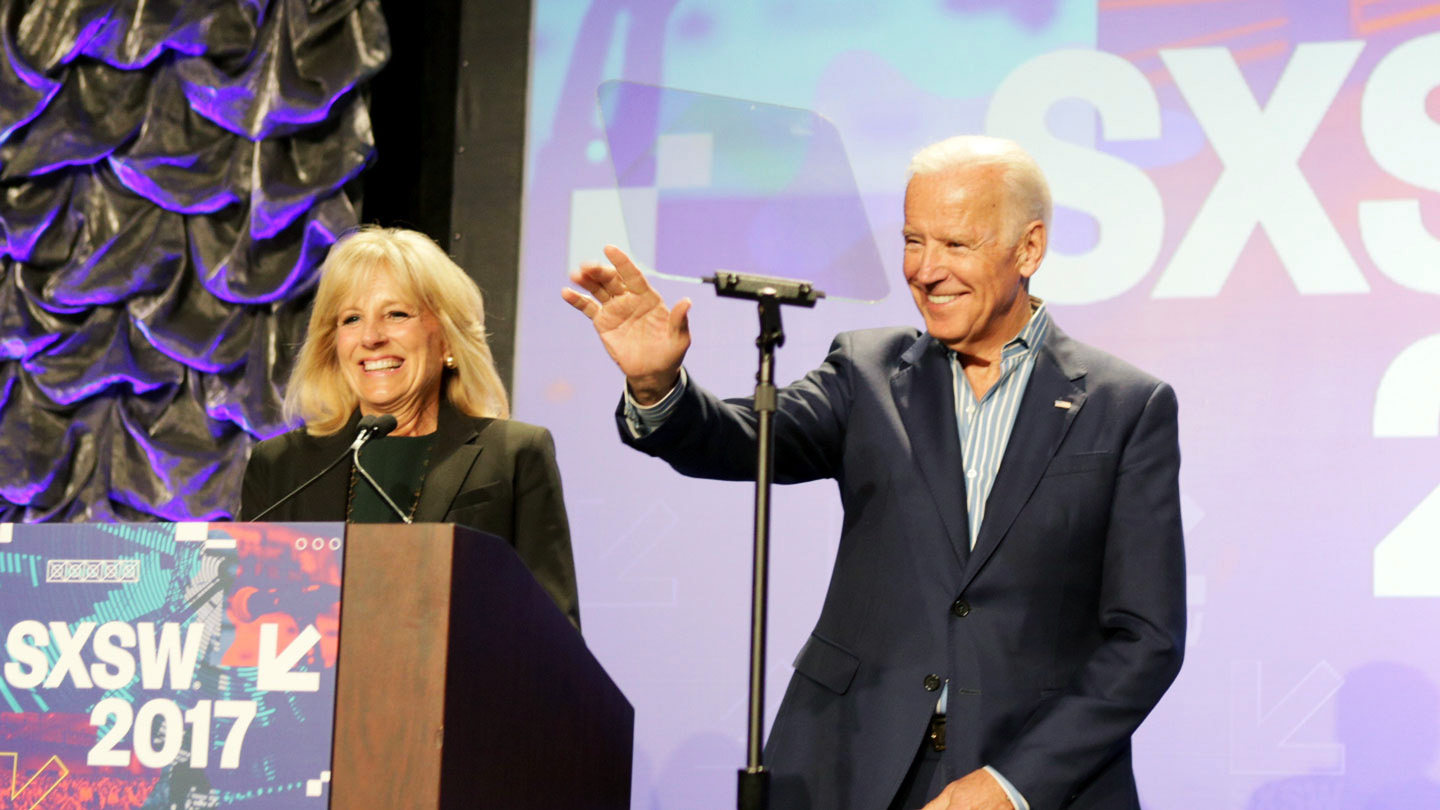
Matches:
[620,324,1185,810]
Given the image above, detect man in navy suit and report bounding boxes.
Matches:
[563,136,1186,809]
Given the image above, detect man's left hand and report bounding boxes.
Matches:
[919,768,1012,810]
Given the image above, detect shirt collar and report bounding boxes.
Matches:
[948,296,1050,364]
[1004,296,1050,360]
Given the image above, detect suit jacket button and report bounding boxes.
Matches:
[951,598,971,618]
[923,674,941,692]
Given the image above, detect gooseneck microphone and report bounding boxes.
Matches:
[358,413,399,440]
[248,414,398,522]
[349,414,412,524]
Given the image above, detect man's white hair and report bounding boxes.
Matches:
[908,135,1052,242]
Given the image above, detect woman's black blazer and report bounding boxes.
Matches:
[239,401,580,628]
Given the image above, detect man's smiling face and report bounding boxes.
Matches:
[901,163,1039,358]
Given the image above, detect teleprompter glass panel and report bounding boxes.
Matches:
[598,80,887,303]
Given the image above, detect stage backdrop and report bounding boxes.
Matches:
[0,0,389,521]
[517,1,1440,808]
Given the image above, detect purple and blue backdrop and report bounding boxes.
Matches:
[0,0,388,521]
[519,1,1440,808]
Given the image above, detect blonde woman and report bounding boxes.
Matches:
[241,227,578,627]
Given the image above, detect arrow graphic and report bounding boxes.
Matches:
[257,623,322,692]
[1229,660,1345,775]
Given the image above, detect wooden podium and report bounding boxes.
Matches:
[329,524,632,809]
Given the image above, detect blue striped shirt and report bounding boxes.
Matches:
[953,298,1051,550]
[941,299,1048,810]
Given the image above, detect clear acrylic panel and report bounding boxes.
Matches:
[597,80,888,303]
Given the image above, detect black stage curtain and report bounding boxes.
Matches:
[0,0,389,520]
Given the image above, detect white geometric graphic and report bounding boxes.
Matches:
[175,522,209,542]
[1373,334,1440,438]
[45,558,141,583]
[1229,660,1345,775]
[256,623,322,692]
[1373,333,1440,596]
[584,501,680,607]
[1374,483,1440,598]
[1156,42,1369,299]
[305,769,331,797]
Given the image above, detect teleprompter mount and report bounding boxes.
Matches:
[701,270,826,810]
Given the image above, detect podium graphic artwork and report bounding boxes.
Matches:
[0,521,345,809]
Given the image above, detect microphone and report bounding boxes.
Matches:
[248,414,397,522]
[351,414,411,523]
[356,413,398,441]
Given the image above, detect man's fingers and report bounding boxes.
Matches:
[571,262,619,299]
[600,272,626,299]
[918,780,960,810]
[670,297,692,336]
[579,246,656,299]
[559,287,599,320]
[570,272,607,298]
[604,244,652,295]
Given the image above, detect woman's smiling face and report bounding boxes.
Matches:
[333,267,448,427]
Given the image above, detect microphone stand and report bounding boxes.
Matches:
[703,270,823,810]
[353,446,412,523]
[250,416,392,523]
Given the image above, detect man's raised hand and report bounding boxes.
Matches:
[561,245,692,405]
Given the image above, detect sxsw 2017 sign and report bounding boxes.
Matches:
[987,33,1440,597]
[4,618,326,771]
[0,523,343,809]
[993,36,1438,305]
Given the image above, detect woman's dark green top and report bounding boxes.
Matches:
[348,434,437,523]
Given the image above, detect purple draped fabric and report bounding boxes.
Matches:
[0,0,389,520]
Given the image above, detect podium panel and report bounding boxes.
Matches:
[331,524,633,810]
[0,523,632,810]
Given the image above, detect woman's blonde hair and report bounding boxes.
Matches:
[284,227,510,435]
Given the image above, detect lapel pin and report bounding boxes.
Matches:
[1053,399,1073,410]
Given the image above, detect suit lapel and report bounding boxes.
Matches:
[293,411,360,521]
[958,328,1087,593]
[413,402,488,522]
[891,334,971,567]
